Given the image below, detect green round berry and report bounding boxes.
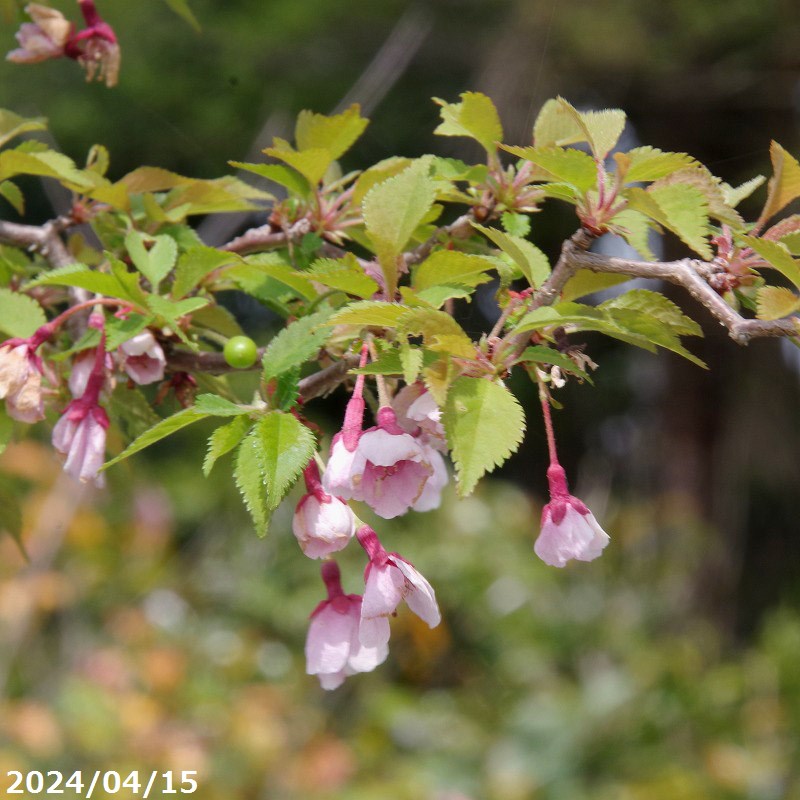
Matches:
[223,335,258,369]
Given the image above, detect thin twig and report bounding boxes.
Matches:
[220,218,312,254]
[0,218,75,268]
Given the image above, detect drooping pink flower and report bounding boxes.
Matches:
[118,330,166,385]
[306,561,389,690]
[293,461,356,559]
[7,1,120,87]
[356,525,441,649]
[0,341,45,423]
[393,384,447,451]
[411,444,448,512]
[533,464,610,568]
[52,401,109,486]
[6,4,71,63]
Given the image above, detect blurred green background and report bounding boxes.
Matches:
[2,0,800,797]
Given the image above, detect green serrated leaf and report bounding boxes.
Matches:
[362,159,436,297]
[0,180,24,214]
[560,270,632,302]
[264,140,332,188]
[254,412,315,510]
[0,148,95,188]
[471,222,551,287]
[103,407,210,469]
[203,415,250,476]
[0,110,47,150]
[740,235,800,290]
[415,284,475,307]
[533,98,625,161]
[513,345,589,376]
[306,257,379,299]
[0,288,46,337]
[617,146,697,183]
[756,286,800,320]
[262,309,333,382]
[626,184,711,259]
[234,427,270,536]
[105,314,150,351]
[328,301,407,328]
[501,145,597,193]
[107,384,161,441]
[758,141,800,226]
[413,250,497,291]
[193,394,251,417]
[433,92,503,154]
[173,246,240,298]
[397,308,475,358]
[722,175,766,209]
[29,261,147,306]
[147,294,209,325]
[606,207,659,261]
[444,377,525,496]
[400,341,424,384]
[295,104,368,161]
[500,212,531,238]
[191,304,244,338]
[654,166,743,228]
[234,254,317,301]
[125,231,178,291]
[275,366,301,411]
[599,288,702,337]
[229,161,310,197]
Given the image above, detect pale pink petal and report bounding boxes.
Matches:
[392,384,425,434]
[305,605,353,675]
[357,615,391,650]
[361,563,404,620]
[359,459,431,519]
[318,670,347,690]
[412,447,448,512]
[393,559,441,628]
[322,438,365,499]
[357,428,424,466]
[52,413,77,454]
[534,503,609,568]
[69,351,96,397]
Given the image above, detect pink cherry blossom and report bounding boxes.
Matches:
[394,384,447,451]
[306,561,388,690]
[411,444,448,512]
[293,461,356,558]
[533,464,609,567]
[52,402,109,486]
[0,341,45,423]
[356,525,441,649]
[6,4,71,63]
[119,330,166,385]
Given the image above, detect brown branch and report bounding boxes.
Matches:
[0,218,75,268]
[221,218,312,254]
[403,213,475,268]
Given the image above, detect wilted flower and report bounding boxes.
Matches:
[534,464,610,567]
[0,340,45,423]
[356,525,441,649]
[118,330,166,385]
[6,5,70,64]
[306,561,388,690]
[293,461,356,558]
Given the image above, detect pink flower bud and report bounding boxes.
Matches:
[533,465,610,567]
[293,462,355,558]
[305,561,388,690]
[52,402,109,486]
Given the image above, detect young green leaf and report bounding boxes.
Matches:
[433,92,503,154]
[500,145,597,193]
[306,257,379,299]
[0,180,24,214]
[362,159,436,297]
[756,286,800,320]
[203,415,251,476]
[0,288,46,337]
[172,246,239,298]
[397,308,475,357]
[125,231,178,291]
[103,407,211,469]
[162,0,201,31]
[616,146,697,184]
[400,341,424,384]
[107,384,161,441]
[193,394,252,417]
[295,104,368,161]
[740,235,800,290]
[262,309,333,382]
[599,289,702,337]
[471,222,551,287]
[234,427,270,536]
[758,141,800,227]
[0,109,47,149]
[263,139,332,188]
[444,377,525,496]
[229,161,310,197]
[413,250,497,291]
[328,301,407,328]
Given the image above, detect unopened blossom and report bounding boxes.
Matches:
[356,525,441,649]
[118,330,165,385]
[293,461,356,559]
[306,561,389,690]
[534,464,610,568]
[0,341,45,422]
[6,4,71,63]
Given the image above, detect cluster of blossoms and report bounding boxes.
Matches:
[295,347,609,689]
[6,0,120,87]
[0,305,165,487]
